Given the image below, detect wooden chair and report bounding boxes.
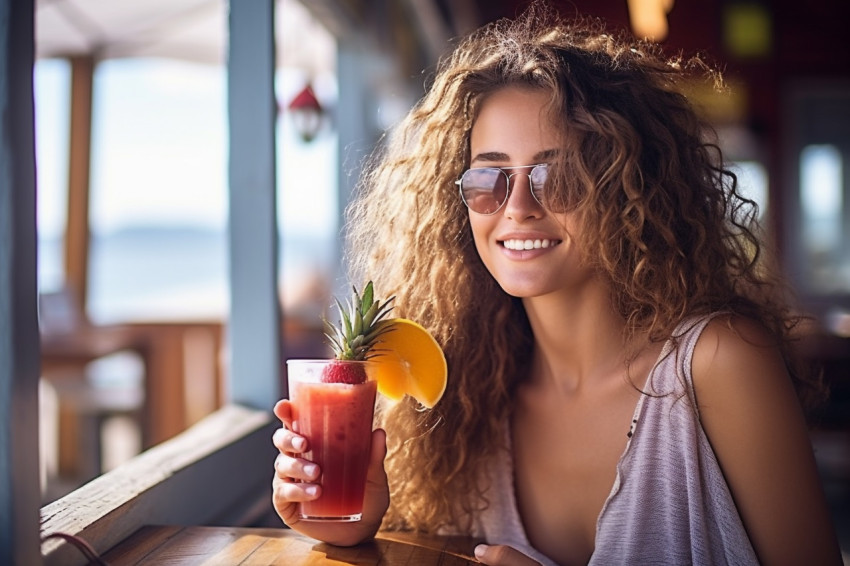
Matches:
[38,288,146,492]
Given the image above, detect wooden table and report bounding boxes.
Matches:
[41,325,152,477]
[101,526,480,565]
[40,325,149,373]
[41,320,226,451]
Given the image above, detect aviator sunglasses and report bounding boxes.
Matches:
[456,163,549,215]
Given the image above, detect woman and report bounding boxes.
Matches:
[272,4,842,564]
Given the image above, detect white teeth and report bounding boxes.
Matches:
[503,239,558,250]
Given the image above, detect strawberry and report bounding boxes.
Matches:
[320,360,368,384]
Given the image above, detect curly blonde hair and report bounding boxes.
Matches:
[344,2,821,534]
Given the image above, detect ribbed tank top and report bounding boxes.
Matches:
[471,315,760,565]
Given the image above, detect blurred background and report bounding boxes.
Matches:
[33,0,849,553]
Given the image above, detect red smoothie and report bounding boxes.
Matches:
[290,376,377,521]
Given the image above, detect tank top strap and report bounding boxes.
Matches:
[644,312,727,405]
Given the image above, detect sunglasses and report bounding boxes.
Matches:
[456,164,549,215]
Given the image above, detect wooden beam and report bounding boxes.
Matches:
[64,55,94,311]
[0,0,41,563]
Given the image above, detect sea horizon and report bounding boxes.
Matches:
[38,224,338,325]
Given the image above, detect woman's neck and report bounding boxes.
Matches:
[521,284,636,393]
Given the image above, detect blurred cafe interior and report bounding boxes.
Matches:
[1,0,849,563]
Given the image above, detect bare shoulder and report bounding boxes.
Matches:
[690,314,805,478]
[689,314,842,565]
[691,314,791,409]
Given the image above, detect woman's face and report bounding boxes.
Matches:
[467,86,591,299]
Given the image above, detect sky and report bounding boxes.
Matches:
[33,57,341,321]
[34,57,338,240]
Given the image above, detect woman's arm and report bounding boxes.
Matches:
[693,316,842,565]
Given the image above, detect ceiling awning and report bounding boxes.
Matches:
[34,0,336,72]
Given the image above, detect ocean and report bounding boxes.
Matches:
[38,226,337,324]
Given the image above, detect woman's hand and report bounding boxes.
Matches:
[271,399,390,547]
[474,544,542,565]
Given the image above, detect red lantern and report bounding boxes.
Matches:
[287,84,324,142]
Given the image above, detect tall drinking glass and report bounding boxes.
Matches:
[286,359,378,522]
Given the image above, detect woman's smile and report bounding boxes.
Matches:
[501,238,562,251]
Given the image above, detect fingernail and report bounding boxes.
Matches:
[305,485,318,497]
[272,429,284,445]
[474,544,487,559]
[303,463,318,478]
[292,436,306,451]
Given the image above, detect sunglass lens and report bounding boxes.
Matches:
[530,164,548,204]
[461,168,507,214]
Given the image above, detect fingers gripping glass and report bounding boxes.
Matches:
[456,164,549,215]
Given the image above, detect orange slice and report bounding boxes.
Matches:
[371,318,447,408]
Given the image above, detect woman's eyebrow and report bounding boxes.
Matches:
[470,151,509,163]
[470,149,559,164]
[534,149,559,161]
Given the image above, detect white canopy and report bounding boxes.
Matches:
[35,0,335,72]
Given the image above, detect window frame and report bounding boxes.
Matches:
[0,0,41,563]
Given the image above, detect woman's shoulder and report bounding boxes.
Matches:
[689,313,798,424]
[684,316,843,564]
[691,315,786,390]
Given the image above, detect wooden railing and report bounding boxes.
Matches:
[40,405,278,566]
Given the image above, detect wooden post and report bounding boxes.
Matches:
[227,0,282,407]
[64,55,95,311]
[0,0,42,562]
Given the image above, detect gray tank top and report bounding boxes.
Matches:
[471,315,760,565]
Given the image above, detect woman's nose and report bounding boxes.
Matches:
[503,172,544,220]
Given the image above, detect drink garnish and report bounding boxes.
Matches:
[322,281,448,407]
[370,318,447,408]
[322,281,395,384]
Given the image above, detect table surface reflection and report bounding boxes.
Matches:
[102,525,481,565]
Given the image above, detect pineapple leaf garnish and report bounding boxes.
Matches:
[324,281,395,361]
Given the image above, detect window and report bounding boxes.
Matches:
[799,144,846,295]
[784,83,850,327]
[87,59,229,324]
[276,68,338,321]
[34,0,344,503]
[276,0,338,323]
[35,59,70,295]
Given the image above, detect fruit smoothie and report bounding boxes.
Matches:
[288,360,378,521]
